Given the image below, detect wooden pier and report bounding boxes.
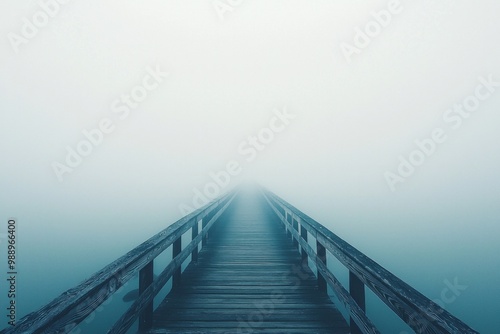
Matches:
[1,186,479,334]
[147,191,349,333]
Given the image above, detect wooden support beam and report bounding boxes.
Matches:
[350,271,366,334]
[317,240,327,294]
[138,261,154,331]
[172,238,182,288]
[285,211,291,239]
[202,218,208,247]
[191,220,199,262]
[292,217,299,248]
[300,224,308,263]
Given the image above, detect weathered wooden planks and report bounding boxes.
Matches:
[148,191,349,334]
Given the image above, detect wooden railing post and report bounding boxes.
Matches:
[204,206,219,247]
[192,219,199,262]
[138,260,154,331]
[316,241,327,293]
[173,237,182,288]
[284,211,291,239]
[202,217,208,246]
[349,271,366,334]
[210,207,221,236]
[292,217,299,248]
[300,224,308,263]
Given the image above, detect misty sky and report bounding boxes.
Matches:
[1,0,500,333]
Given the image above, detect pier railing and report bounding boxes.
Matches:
[1,190,237,334]
[262,188,479,334]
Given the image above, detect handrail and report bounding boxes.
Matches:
[1,190,237,334]
[107,191,235,334]
[261,188,479,334]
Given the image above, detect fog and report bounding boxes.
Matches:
[1,0,499,333]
